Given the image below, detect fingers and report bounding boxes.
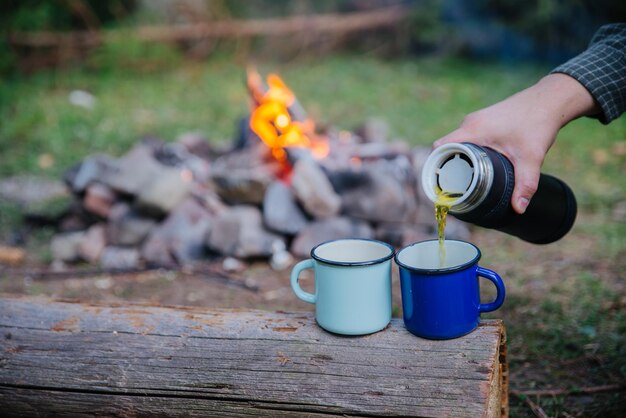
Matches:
[511,159,541,214]
[432,128,473,149]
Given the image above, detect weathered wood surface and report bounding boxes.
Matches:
[0,296,507,417]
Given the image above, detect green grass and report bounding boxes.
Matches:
[0,54,552,177]
[1,52,625,417]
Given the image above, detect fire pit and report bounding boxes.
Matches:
[50,71,470,270]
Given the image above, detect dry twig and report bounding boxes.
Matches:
[0,264,258,292]
[511,383,626,397]
[518,395,549,418]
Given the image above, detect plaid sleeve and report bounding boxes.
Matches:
[551,23,626,124]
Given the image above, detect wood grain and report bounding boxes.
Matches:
[0,296,506,417]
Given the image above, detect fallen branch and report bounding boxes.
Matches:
[511,385,626,418]
[519,396,548,418]
[9,6,410,48]
[0,264,258,292]
[511,383,626,397]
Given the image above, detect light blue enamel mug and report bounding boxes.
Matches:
[290,238,394,335]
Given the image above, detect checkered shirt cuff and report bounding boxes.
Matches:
[551,24,626,124]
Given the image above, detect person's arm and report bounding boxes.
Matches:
[434,23,625,215]
[433,74,598,214]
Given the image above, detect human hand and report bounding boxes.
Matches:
[433,74,598,214]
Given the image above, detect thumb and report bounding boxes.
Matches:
[511,160,541,214]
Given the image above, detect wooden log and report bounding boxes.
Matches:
[8,6,410,48]
[0,296,507,417]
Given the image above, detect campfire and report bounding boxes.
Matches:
[248,68,329,163]
[51,71,470,270]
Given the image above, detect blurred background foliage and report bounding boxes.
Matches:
[1,0,626,76]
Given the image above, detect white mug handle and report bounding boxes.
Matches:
[290,259,316,304]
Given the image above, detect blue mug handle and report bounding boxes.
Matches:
[477,266,506,313]
[290,259,317,304]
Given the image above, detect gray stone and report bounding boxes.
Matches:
[66,145,169,198]
[332,169,409,222]
[210,143,279,205]
[100,246,140,270]
[270,251,293,271]
[411,198,439,232]
[141,234,176,267]
[141,198,213,266]
[58,216,88,233]
[352,142,410,160]
[205,211,241,257]
[154,142,211,183]
[177,131,212,158]
[222,256,246,273]
[78,223,107,263]
[107,203,156,246]
[207,205,285,258]
[291,159,341,219]
[355,117,390,143]
[211,168,274,205]
[25,194,73,224]
[183,156,212,184]
[136,166,192,215]
[263,181,308,235]
[58,203,91,232]
[65,154,118,193]
[190,185,228,216]
[270,247,294,271]
[375,222,431,248]
[0,175,69,207]
[104,145,163,196]
[290,217,373,258]
[50,231,86,262]
[83,183,116,218]
[154,142,190,167]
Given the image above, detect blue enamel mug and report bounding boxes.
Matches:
[290,238,394,335]
[395,239,505,340]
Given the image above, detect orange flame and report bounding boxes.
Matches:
[248,68,329,162]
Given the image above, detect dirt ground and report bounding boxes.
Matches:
[0,256,405,317]
[2,215,621,316]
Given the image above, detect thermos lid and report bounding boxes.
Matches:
[421,143,481,206]
[438,153,474,194]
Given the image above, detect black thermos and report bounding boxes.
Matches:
[421,143,577,244]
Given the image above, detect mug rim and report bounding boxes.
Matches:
[394,239,481,275]
[311,238,395,266]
